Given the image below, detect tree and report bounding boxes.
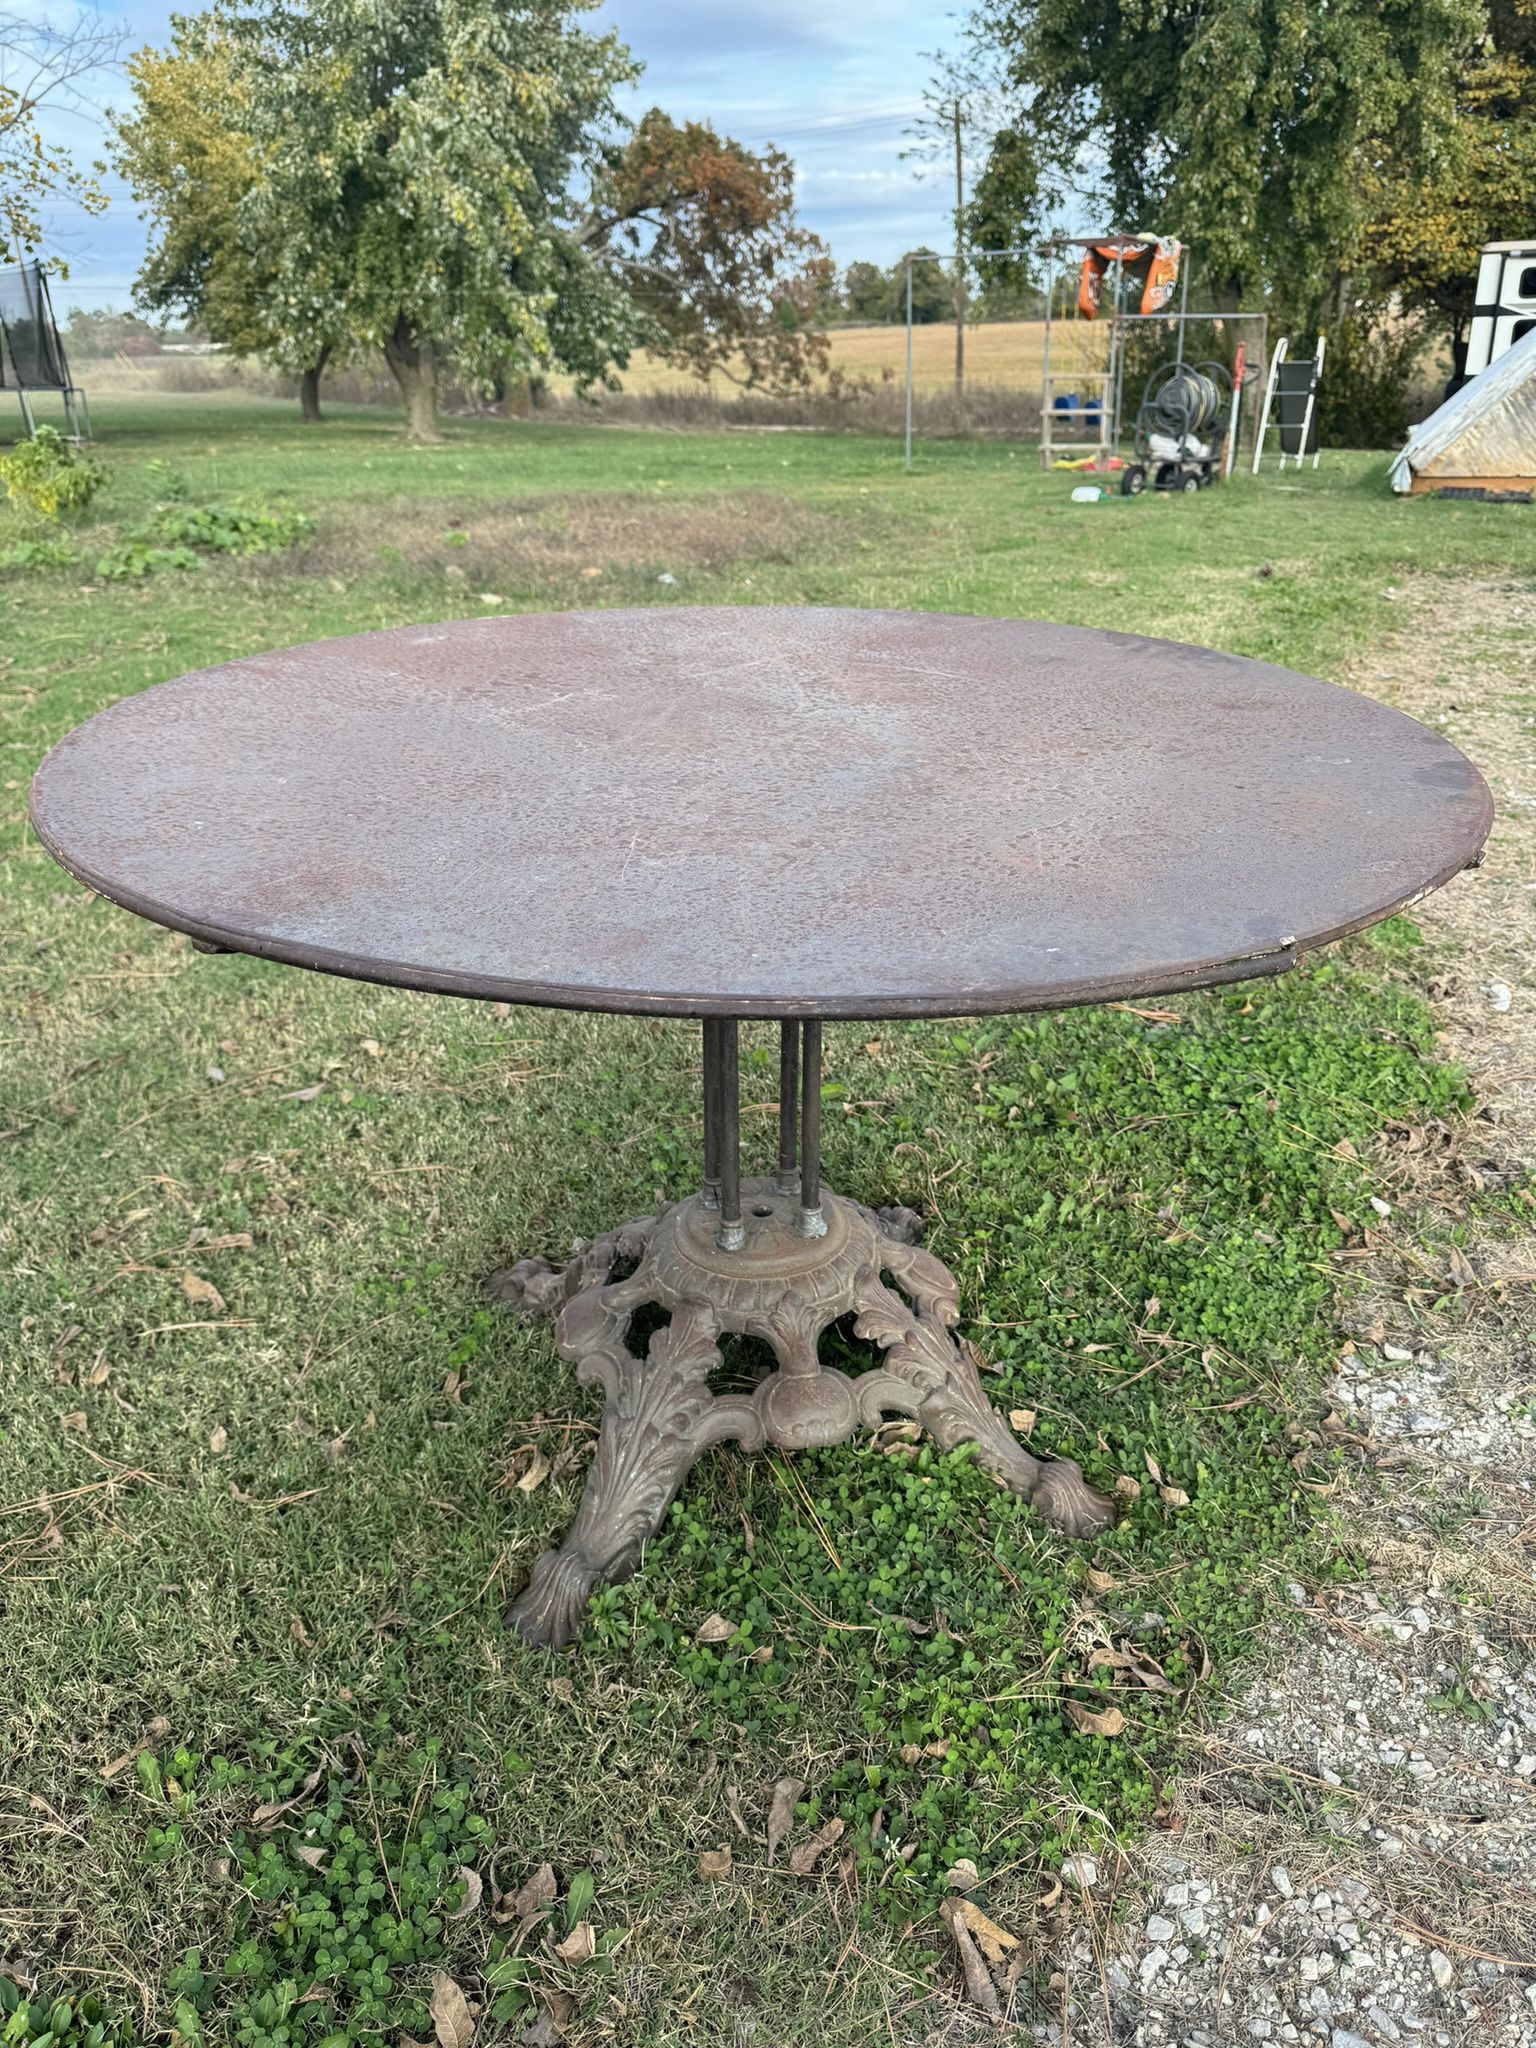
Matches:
[113,22,336,407]
[841,260,894,324]
[117,12,831,434]
[580,109,832,394]
[129,0,643,442]
[1362,0,1536,380]
[1,8,120,264]
[61,305,166,356]
[895,250,953,325]
[971,0,1479,325]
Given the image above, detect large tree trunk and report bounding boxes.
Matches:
[298,346,331,425]
[383,316,440,444]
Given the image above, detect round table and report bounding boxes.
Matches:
[31,608,1492,1647]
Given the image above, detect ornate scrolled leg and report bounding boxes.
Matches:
[852,1238,1115,1539]
[507,1296,762,1649]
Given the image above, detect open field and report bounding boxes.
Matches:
[2,399,1532,2044]
[598,318,1075,395]
[67,317,1079,409]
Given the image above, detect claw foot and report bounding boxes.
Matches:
[506,1543,608,1649]
[1029,1456,1116,1538]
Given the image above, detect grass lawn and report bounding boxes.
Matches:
[0,397,1527,2044]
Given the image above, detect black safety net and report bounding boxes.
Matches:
[0,263,69,390]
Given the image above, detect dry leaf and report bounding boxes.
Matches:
[87,1355,111,1387]
[61,1411,87,1432]
[945,1857,980,1892]
[553,1921,595,1964]
[278,1083,324,1102]
[180,1272,225,1313]
[359,1039,383,1058]
[765,1776,804,1860]
[788,1816,845,1876]
[522,1990,577,2046]
[294,1843,327,1868]
[203,1232,254,1251]
[939,1898,1002,2018]
[697,1845,732,1881]
[521,1992,577,2047]
[507,1862,557,1920]
[251,1768,323,1827]
[955,1896,1019,1962]
[515,1450,551,1495]
[1008,1407,1036,1435]
[1114,1474,1142,1502]
[209,1425,228,1454]
[1085,1566,1114,1594]
[1086,1645,1178,1695]
[1064,1701,1127,1738]
[1159,1485,1191,1509]
[1143,1451,1162,1483]
[430,1970,475,2048]
[446,1866,483,1919]
[1448,1245,1477,1287]
[694,1611,736,1645]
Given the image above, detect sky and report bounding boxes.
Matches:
[24,0,966,309]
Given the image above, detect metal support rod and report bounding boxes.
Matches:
[903,262,913,470]
[717,1021,743,1250]
[798,1020,825,1238]
[777,1022,800,1193]
[700,1019,723,1210]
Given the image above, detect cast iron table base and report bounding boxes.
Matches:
[491,1020,1112,1649]
[28,609,1493,1656]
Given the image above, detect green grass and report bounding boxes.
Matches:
[0,395,1527,2045]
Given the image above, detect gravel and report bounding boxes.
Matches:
[999,582,1536,2048]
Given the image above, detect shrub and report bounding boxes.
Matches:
[0,536,79,570]
[1314,308,1426,449]
[142,500,312,555]
[95,501,313,578]
[95,540,204,581]
[0,425,107,521]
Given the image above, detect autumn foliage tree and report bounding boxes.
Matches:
[582,110,832,394]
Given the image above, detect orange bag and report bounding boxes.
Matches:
[1076,237,1183,319]
[1138,239,1182,315]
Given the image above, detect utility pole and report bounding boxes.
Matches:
[952,99,966,397]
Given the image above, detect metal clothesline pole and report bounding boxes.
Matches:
[904,261,913,470]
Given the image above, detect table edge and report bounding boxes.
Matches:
[29,784,1492,1022]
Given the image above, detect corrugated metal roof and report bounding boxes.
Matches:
[1390,324,1536,491]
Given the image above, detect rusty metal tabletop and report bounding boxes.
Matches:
[29,607,1492,1020]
